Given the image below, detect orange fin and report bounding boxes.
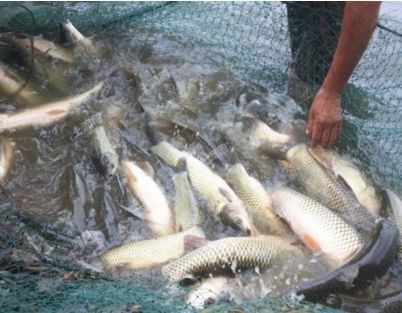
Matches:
[47,109,66,116]
[184,235,208,252]
[303,234,321,252]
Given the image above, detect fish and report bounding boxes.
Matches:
[0,81,103,133]
[1,32,74,63]
[153,141,253,235]
[122,160,174,237]
[310,146,382,216]
[61,20,103,57]
[161,235,304,282]
[271,187,364,268]
[226,163,288,236]
[384,189,402,260]
[186,276,228,309]
[91,124,119,177]
[285,143,376,237]
[1,32,75,92]
[0,62,47,106]
[293,218,398,303]
[242,117,291,145]
[0,138,14,183]
[100,226,205,270]
[173,172,204,232]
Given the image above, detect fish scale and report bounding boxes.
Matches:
[101,226,205,269]
[245,118,290,144]
[286,143,375,237]
[173,172,204,231]
[271,187,364,267]
[161,236,304,282]
[153,141,253,234]
[226,163,288,236]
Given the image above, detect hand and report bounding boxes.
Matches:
[306,88,342,148]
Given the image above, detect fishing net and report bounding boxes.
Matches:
[1,2,402,312]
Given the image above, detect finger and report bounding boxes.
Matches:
[311,123,323,148]
[320,127,332,148]
[306,115,314,135]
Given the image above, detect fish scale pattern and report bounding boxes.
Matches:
[287,144,376,236]
[272,187,364,266]
[161,236,302,282]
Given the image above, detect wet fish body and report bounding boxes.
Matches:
[0,63,47,105]
[271,187,364,267]
[286,143,375,236]
[384,189,402,259]
[161,235,304,282]
[92,124,119,177]
[294,218,399,303]
[226,163,288,236]
[0,138,14,183]
[100,226,204,269]
[187,276,228,309]
[122,160,174,237]
[2,32,74,63]
[173,172,204,231]
[310,147,382,216]
[243,117,290,145]
[2,32,75,91]
[153,141,253,234]
[61,20,102,57]
[0,82,103,132]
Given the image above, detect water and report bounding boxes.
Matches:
[1,9,402,312]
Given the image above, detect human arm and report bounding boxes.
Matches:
[307,2,381,147]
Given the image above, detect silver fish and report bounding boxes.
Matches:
[0,138,14,183]
[384,189,402,259]
[153,141,254,235]
[100,226,204,270]
[0,81,103,133]
[271,187,364,268]
[161,235,304,282]
[173,172,204,232]
[186,276,228,309]
[61,20,103,57]
[310,147,382,216]
[122,160,174,237]
[243,117,290,146]
[0,62,47,106]
[2,32,74,92]
[286,143,375,237]
[91,124,119,177]
[226,163,288,236]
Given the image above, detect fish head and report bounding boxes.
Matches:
[219,203,252,235]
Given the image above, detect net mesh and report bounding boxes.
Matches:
[1,2,402,312]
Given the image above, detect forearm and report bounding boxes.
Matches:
[322,2,381,95]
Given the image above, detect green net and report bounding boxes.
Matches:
[1,2,402,312]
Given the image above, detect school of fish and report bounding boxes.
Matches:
[1,21,402,312]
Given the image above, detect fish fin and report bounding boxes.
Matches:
[138,161,155,178]
[249,224,260,237]
[184,235,209,252]
[259,143,289,160]
[218,187,235,203]
[302,234,322,252]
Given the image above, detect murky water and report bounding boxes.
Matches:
[1,19,402,311]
